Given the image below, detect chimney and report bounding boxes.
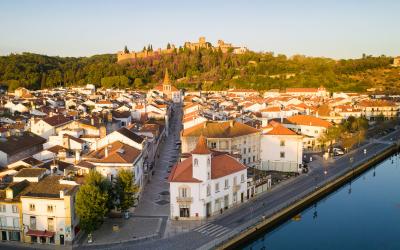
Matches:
[75,150,80,164]
[91,118,94,125]
[230,120,234,127]
[105,145,109,157]
[60,190,65,198]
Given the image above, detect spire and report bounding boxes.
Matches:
[163,68,170,84]
[191,135,211,155]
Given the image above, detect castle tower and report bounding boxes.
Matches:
[191,135,212,182]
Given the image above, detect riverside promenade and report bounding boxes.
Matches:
[71,127,400,250]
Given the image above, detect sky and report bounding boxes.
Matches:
[0,0,399,59]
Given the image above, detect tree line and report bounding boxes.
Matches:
[0,50,395,92]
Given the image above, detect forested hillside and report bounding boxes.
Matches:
[0,49,398,93]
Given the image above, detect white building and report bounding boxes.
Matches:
[282,115,332,150]
[169,136,247,220]
[260,121,303,172]
[20,175,79,245]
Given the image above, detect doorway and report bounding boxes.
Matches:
[1,231,7,241]
[206,202,211,217]
[60,235,64,245]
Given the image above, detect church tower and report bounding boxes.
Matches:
[162,69,172,93]
[191,135,212,182]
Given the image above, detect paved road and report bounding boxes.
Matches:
[96,127,400,250]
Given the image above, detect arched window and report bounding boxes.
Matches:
[194,158,198,166]
[207,158,210,167]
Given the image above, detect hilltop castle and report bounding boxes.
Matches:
[117,37,249,63]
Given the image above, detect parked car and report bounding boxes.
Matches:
[333,147,344,156]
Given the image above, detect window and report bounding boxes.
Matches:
[30,216,36,230]
[194,158,198,166]
[225,179,229,189]
[244,140,246,145]
[207,158,210,166]
[13,217,19,228]
[207,172,210,180]
[248,157,250,163]
[210,142,217,149]
[253,156,255,162]
[234,176,237,185]
[248,148,251,153]
[243,159,246,164]
[12,205,18,213]
[48,218,54,231]
[280,152,285,158]
[47,205,54,213]
[0,204,5,213]
[179,207,190,217]
[215,183,219,193]
[315,130,318,134]
[280,140,285,146]
[0,216,6,227]
[241,174,245,183]
[207,185,211,196]
[29,204,35,212]
[179,187,188,197]
[243,148,246,154]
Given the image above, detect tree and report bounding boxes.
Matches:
[133,78,144,89]
[167,43,171,50]
[114,170,138,212]
[124,45,129,54]
[76,171,110,233]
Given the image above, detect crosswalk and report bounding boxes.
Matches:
[193,223,230,238]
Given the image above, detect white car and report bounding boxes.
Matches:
[333,148,344,156]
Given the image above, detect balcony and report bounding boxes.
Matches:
[232,184,241,192]
[176,196,193,203]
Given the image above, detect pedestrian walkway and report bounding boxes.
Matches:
[193,223,231,238]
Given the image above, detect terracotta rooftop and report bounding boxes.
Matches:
[264,121,298,136]
[43,115,73,127]
[0,132,46,156]
[286,115,333,128]
[14,168,46,178]
[87,141,141,164]
[182,120,259,138]
[22,175,77,198]
[191,135,212,155]
[168,154,246,182]
[286,88,318,93]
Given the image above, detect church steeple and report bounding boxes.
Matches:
[163,68,171,93]
[163,68,170,85]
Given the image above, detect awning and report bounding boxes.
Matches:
[26,229,55,237]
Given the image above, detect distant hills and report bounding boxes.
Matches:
[0,50,398,93]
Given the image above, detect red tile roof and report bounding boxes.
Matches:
[191,135,212,155]
[168,153,246,182]
[265,121,297,135]
[168,157,201,183]
[286,115,332,128]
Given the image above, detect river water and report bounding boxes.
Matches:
[244,154,400,250]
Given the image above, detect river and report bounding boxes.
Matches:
[243,154,400,250]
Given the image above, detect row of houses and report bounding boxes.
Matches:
[0,74,180,245]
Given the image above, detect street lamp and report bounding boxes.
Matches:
[349,156,354,194]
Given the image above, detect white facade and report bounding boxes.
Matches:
[260,134,303,172]
[170,153,247,220]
